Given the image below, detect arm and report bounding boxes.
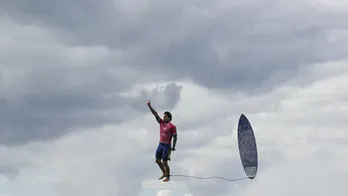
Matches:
[172,127,177,150]
[147,101,161,123]
[172,134,177,150]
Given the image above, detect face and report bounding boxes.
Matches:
[163,114,170,122]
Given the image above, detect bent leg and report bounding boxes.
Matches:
[167,148,172,161]
[156,159,166,180]
[162,160,170,182]
[155,144,166,179]
[161,144,171,182]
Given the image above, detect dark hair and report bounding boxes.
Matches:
[164,111,172,121]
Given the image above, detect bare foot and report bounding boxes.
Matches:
[158,174,166,180]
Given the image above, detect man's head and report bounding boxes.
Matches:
[163,111,172,123]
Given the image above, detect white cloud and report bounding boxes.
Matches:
[1,58,348,196]
[144,59,348,195]
[1,0,348,195]
[228,60,348,196]
[156,189,172,196]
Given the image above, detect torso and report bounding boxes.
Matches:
[159,120,176,144]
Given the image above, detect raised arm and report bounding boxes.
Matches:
[147,100,162,123]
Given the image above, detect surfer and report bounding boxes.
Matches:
[147,100,177,182]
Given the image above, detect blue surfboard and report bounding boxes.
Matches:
[237,114,258,179]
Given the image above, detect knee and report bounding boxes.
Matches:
[156,159,161,164]
[162,161,168,166]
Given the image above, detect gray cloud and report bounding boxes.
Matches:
[0,12,185,145]
[0,79,182,145]
[0,144,46,179]
[0,39,182,145]
[1,1,348,196]
[130,82,183,113]
[2,0,348,94]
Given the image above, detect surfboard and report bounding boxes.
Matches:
[237,114,258,179]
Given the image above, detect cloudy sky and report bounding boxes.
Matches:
[0,0,348,195]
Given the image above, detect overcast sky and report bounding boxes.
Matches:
[0,0,348,195]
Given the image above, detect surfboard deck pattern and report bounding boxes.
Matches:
[237,114,258,179]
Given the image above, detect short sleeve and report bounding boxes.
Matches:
[172,125,177,135]
[156,117,163,124]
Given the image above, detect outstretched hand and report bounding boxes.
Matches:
[147,100,151,107]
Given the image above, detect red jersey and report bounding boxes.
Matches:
[159,119,177,144]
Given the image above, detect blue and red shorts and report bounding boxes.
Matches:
[155,142,171,161]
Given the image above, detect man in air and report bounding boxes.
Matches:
[147,100,177,182]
